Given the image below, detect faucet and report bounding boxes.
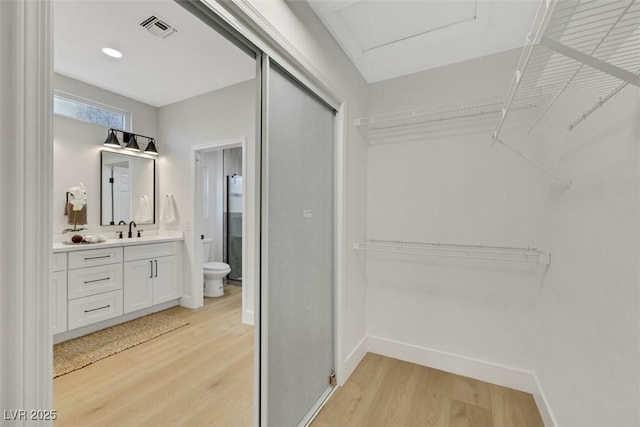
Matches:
[116,221,127,238]
[128,221,137,238]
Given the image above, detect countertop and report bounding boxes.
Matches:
[53,232,184,253]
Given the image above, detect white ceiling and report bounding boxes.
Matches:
[55,0,540,105]
[308,0,540,83]
[54,0,256,107]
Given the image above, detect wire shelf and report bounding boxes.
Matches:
[494,0,640,139]
[354,239,550,265]
[355,96,508,133]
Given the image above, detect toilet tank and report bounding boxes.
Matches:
[202,237,212,262]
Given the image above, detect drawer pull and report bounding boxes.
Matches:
[84,304,111,313]
[83,277,110,284]
[150,260,153,278]
[84,255,111,261]
[154,259,158,278]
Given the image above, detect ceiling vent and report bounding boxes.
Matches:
[140,16,177,39]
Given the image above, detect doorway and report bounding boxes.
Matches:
[191,137,254,324]
[51,0,258,423]
[47,1,341,425]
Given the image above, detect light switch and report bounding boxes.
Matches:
[303,209,313,218]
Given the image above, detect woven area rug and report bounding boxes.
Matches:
[54,312,188,378]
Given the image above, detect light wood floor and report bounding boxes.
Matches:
[55,287,543,427]
[312,353,544,427]
[54,285,253,427]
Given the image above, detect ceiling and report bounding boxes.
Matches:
[55,0,540,106]
[54,0,256,107]
[308,0,540,83]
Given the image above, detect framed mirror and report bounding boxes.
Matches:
[100,151,155,225]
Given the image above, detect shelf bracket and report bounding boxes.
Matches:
[539,37,640,88]
[494,137,572,189]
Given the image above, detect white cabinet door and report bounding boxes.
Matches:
[124,259,154,314]
[153,255,178,305]
[51,270,67,335]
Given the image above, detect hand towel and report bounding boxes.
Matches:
[134,195,153,223]
[65,203,87,225]
[160,194,177,225]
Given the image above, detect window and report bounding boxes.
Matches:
[54,92,131,130]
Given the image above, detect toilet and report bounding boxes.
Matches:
[202,238,231,297]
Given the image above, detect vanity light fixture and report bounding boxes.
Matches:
[103,129,121,148]
[103,128,159,155]
[144,138,159,155]
[125,133,140,151]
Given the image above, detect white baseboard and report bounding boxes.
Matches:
[340,336,367,386]
[243,309,254,326]
[180,295,198,309]
[532,374,557,427]
[367,335,536,392]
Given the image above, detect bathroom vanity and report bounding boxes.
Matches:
[51,234,183,343]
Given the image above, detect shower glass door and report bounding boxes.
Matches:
[226,174,242,280]
[261,58,336,426]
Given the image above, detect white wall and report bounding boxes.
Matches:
[364,48,640,426]
[157,78,256,310]
[53,74,159,241]
[365,48,549,385]
[246,0,370,381]
[534,87,640,426]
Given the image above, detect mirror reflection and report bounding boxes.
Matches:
[101,151,155,225]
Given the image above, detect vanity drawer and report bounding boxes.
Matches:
[68,247,123,269]
[68,264,123,300]
[124,242,177,262]
[67,290,123,330]
[51,252,67,272]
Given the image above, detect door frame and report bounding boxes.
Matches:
[190,137,254,324]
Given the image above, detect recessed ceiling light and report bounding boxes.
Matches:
[102,47,123,58]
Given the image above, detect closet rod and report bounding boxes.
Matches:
[569,75,635,130]
[493,137,572,189]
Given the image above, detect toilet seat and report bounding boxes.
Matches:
[204,261,230,272]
